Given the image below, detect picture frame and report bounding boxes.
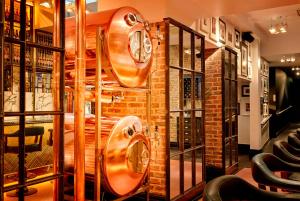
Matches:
[200,17,210,33]
[242,85,250,97]
[219,19,226,44]
[248,43,252,61]
[226,26,234,47]
[234,29,240,48]
[241,42,248,77]
[209,17,218,42]
[245,103,250,112]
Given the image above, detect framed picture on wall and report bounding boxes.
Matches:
[219,19,226,44]
[200,17,210,33]
[226,27,234,47]
[245,103,250,112]
[241,42,248,77]
[248,43,252,61]
[210,17,218,42]
[242,85,250,97]
[234,29,240,48]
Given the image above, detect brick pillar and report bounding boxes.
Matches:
[204,48,223,176]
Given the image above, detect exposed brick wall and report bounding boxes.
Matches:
[204,48,223,168]
[102,22,167,196]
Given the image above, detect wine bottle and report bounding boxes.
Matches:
[15,8,20,22]
[5,6,10,20]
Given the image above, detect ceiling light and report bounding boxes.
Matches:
[40,1,51,8]
[281,56,296,63]
[269,16,288,35]
[291,57,296,62]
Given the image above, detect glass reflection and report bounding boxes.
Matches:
[169,68,180,111]
[183,31,191,69]
[170,156,180,199]
[170,112,181,153]
[4,117,20,187]
[184,151,192,191]
[194,36,202,72]
[183,72,192,110]
[195,148,203,184]
[169,24,180,67]
[195,74,202,109]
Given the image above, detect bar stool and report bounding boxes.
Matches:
[4,126,44,196]
[203,175,300,201]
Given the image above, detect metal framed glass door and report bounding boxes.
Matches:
[165,18,205,201]
[223,47,238,174]
[0,0,65,200]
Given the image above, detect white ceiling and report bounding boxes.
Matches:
[225,4,300,68]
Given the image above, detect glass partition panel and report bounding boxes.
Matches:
[169,24,180,67]
[3,116,20,188]
[184,151,192,191]
[170,155,180,199]
[182,31,191,69]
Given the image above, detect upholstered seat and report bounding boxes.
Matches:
[203,175,300,201]
[251,153,300,192]
[273,140,300,163]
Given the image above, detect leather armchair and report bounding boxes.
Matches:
[273,140,300,163]
[203,175,300,201]
[251,153,300,192]
[288,133,300,149]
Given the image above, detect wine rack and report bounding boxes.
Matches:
[4,0,33,93]
[3,0,54,94]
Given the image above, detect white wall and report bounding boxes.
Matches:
[250,39,264,150]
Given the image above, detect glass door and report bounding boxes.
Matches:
[1,0,65,200]
[165,18,205,201]
[223,48,238,174]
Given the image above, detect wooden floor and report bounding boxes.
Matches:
[4,181,54,201]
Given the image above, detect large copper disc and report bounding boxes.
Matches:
[105,7,153,88]
[102,116,150,196]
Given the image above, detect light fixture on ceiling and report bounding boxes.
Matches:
[40,0,51,8]
[269,16,288,35]
[281,56,295,63]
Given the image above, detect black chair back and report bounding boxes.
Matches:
[251,153,300,192]
[204,175,300,201]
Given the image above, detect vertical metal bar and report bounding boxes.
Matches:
[53,0,65,200]
[221,48,226,173]
[201,36,206,181]
[74,0,86,200]
[94,27,102,201]
[19,0,26,199]
[191,33,196,187]
[164,19,171,201]
[59,0,65,200]
[179,27,184,194]
[0,0,4,199]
